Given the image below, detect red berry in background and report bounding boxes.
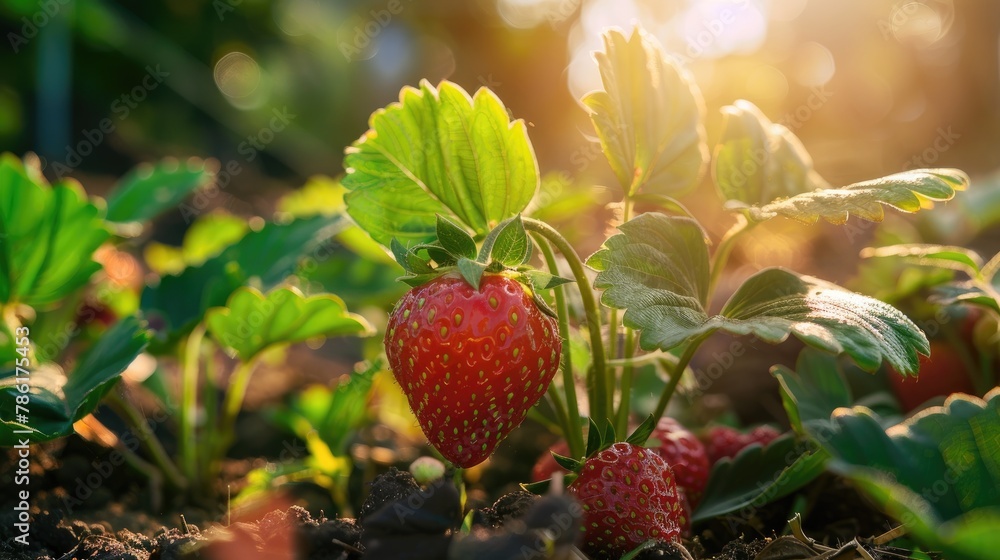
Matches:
[889,341,976,412]
[647,417,710,506]
[702,426,745,464]
[702,425,782,465]
[745,425,781,448]
[531,440,571,482]
[385,274,561,468]
[568,442,684,559]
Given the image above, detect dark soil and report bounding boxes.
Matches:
[0,460,913,560]
[1,409,908,560]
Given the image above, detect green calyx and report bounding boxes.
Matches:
[389,214,572,315]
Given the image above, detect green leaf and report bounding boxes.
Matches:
[625,414,656,447]
[931,281,1000,313]
[815,390,1000,560]
[744,169,970,225]
[140,215,342,348]
[584,27,708,196]
[631,193,697,220]
[0,153,109,306]
[593,214,929,374]
[144,212,248,275]
[0,316,149,444]
[861,243,984,277]
[713,100,828,207]
[772,349,853,434]
[692,432,829,522]
[273,361,380,454]
[104,157,215,224]
[712,102,968,224]
[205,286,373,362]
[456,258,487,290]
[343,80,539,247]
[436,215,476,260]
[484,215,531,267]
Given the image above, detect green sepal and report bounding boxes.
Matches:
[552,452,583,472]
[625,414,657,447]
[585,417,604,457]
[390,238,411,272]
[603,421,616,448]
[412,243,456,267]
[520,473,578,495]
[399,273,442,288]
[436,214,477,260]
[524,270,574,291]
[457,258,487,290]
[479,215,531,267]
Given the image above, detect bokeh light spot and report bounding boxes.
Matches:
[792,42,835,87]
[214,52,261,98]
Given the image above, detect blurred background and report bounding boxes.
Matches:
[1,0,997,223]
[2,0,999,425]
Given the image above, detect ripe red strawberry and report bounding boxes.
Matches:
[647,418,710,506]
[385,273,561,468]
[567,442,684,559]
[702,425,781,464]
[531,440,571,482]
[889,341,976,412]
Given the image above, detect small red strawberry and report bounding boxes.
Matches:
[889,341,976,412]
[531,440,571,482]
[647,418,710,506]
[385,273,561,468]
[567,442,684,559]
[702,425,781,464]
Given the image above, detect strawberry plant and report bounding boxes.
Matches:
[338,24,977,558]
[0,152,379,503]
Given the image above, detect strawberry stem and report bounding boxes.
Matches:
[651,333,710,421]
[707,215,754,303]
[523,218,612,430]
[533,232,585,458]
[180,324,205,484]
[613,196,636,436]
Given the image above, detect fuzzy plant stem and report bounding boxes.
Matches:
[707,215,754,303]
[522,218,611,430]
[107,391,187,490]
[220,358,258,452]
[180,324,205,482]
[651,333,711,422]
[533,232,585,458]
[613,197,637,436]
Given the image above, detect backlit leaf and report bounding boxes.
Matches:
[343,80,538,246]
[584,27,708,196]
[206,286,373,362]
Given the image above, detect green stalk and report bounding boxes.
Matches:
[200,340,219,483]
[707,215,754,303]
[651,334,710,421]
[107,391,187,490]
[219,358,258,454]
[180,324,205,482]
[615,328,637,435]
[523,218,611,430]
[607,351,678,369]
[533,233,585,458]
